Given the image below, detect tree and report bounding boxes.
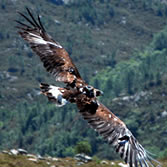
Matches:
[152,28,167,50]
[74,140,92,155]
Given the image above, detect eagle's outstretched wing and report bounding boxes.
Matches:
[16,8,83,86]
[80,102,161,167]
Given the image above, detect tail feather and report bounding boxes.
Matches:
[40,83,68,107]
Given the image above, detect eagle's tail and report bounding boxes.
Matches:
[40,83,68,107]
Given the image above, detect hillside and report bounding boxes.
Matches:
[0,150,167,167]
[0,0,167,162]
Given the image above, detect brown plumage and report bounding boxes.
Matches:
[16,8,161,167]
[17,8,84,88]
[79,102,159,167]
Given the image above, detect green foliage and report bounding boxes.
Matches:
[74,141,92,155]
[63,146,75,157]
[0,0,167,161]
[91,39,167,102]
[152,27,167,50]
[67,0,115,26]
[159,148,167,159]
[92,156,101,164]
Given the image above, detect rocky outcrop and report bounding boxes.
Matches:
[74,153,92,163]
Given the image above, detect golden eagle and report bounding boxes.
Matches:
[16,8,161,167]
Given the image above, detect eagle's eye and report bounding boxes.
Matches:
[68,67,75,74]
[85,85,92,90]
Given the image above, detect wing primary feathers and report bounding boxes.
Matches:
[143,160,150,167]
[131,140,139,167]
[119,147,124,159]
[147,154,161,167]
[123,140,128,160]
[15,20,32,29]
[129,148,134,167]
[124,143,129,164]
[138,155,144,167]
[147,161,154,167]
[18,8,44,32]
[15,26,28,31]
[18,11,37,28]
[147,158,157,167]
[138,151,148,167]
[145,149,162,166]
[127,144,132,166]
[116,144,121,153]
[134,151,138,167]
[136,146,147,167]
[38,15,46,32]
[26,7,41,29]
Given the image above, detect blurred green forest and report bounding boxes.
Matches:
[0,0,167,161]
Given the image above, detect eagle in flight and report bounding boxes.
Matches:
[16,8,161,167]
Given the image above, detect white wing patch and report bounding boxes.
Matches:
[49,85,68,107]
[28,32,63,48]
[114,117,118,121]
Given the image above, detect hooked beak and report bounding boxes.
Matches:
[95,89,104,97]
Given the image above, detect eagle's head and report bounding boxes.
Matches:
[82,85,103,98]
